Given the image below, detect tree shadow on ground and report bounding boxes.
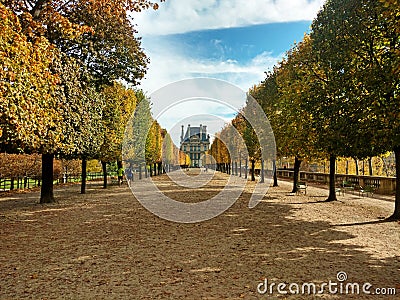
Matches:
[333,218,396,227]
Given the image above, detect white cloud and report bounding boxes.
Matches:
[148,78,248,144]
[132,0,325,36]
[131,0,326,139]
[140,38,281,94]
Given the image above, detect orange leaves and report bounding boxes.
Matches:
[0,3,61,152]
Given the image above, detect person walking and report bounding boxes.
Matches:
[117,167,124,186]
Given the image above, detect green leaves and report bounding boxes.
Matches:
[309,0,399,158]
[98,82,137,163]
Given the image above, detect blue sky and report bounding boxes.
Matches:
[131,0,325,143]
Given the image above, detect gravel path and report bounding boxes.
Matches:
[0,171,399,299]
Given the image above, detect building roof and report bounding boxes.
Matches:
[182,126,209,143]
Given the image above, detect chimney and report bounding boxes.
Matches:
[188,124,191,138]
[180,125,184,143]
[199,124,202,140]
[203,125,207,135]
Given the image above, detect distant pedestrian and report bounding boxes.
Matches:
[126,168,133,182]
[118,167,124,186]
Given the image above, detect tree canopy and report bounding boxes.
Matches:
[248,0,399,215]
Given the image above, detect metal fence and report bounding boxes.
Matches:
[0,172,104,192]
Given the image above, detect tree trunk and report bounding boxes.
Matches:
[139,165,142,180]
[362,160,365,175]
[239,159,242,177]
[326,155,337,202]
[355,159,359,175]
[40,153,55,203]
[101,161,107,188]
[291,156,302,193]
[31,0,47,18]
[273,160,278,187]
[245,158,248,179]
[260,159,265,183]
[81,158,87,194]
[388,147,400,220]
[250,159,255,181]
[368,158,373,176]
[158,162,162,175]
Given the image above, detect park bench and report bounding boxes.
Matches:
[296,181,307,195]
[335,186,344,196]
[342,181,355,194]
[358,184,379,197]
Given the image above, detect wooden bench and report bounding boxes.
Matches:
[296,181,307,195]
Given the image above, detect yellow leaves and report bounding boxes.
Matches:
[0,3,62,152]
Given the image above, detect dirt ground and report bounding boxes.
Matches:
[0,170,399,299]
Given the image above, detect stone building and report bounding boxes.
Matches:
[180,124,210,167]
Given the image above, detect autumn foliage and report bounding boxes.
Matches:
[0,0,165,201]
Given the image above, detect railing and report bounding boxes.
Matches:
[277,170,396,195]
[0,172,104,192]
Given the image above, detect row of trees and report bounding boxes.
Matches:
[209,102,273,183]
[123,92,189,176]
[0,0,164,202]
[211,0,399,220]
[255,0,399,219]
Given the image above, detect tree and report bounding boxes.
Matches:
[251,43,321,192]
[209,133,230,172]
[310,0,399,215]
[0,3,60,154]
[0,4,77,203]
[145,120,162,175]
[273,40,321,193]
[227,112,260,181]
[98,82,137,188]
[250,74,280,186]
[2,0,164,201]
[162,131,176,171]
[5,0,164,88]
[56,0,150,87]
[123,90,166,178]
[53,55,105,194]
[305,12,378,202]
